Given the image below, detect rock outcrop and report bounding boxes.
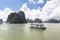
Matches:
[26,18,42,23]
[44,19,59,23]
[26,18,33,23]
[7,11,27,23]
[34,18,42,23]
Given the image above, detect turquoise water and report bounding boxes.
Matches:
[0,23,60,40]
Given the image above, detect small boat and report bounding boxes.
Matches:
[30,23,46,30]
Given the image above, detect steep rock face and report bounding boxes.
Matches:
[13,11,27,23]
[7,11,27,23]
[34,18,42,23]
[7,12,16,23]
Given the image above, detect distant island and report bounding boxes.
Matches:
[27,18,60,23]
[44,19,59,23]
[26,18,42,23]
[6,11,60,23]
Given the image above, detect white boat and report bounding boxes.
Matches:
[30,23,46,30]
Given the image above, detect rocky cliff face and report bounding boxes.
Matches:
[7,11,27,23]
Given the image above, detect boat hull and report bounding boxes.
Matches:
[30,26,46,30]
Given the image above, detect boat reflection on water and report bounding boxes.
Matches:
[30,23,46,30]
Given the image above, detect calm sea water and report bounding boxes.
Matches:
[0,23,60,40]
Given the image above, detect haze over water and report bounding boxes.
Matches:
[0,23,60,40]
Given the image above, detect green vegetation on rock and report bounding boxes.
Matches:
[7,11,27,23]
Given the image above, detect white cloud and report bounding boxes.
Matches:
[0,0,59,22]
[29,0,36,4]
[20,0,60,21]
[29,0,44,5]
[0,8,14,21]
[20,3,46,20]
[20,3,40,20]
[41,0,59,20]
[48,1,60,19]
[37,0,44,4]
